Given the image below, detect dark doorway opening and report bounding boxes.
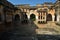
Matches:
[14,14,20,21]
[47,14,52,21]
[24,14,28,19]
[30,14,36,21]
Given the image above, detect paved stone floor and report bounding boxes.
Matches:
[34,21,60,35]
[0,20,60,40]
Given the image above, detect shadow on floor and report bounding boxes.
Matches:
[0,20,60,40]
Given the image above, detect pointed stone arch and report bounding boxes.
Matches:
[30,14,36,21]
[14,14,20,21]
[47,14,52,21]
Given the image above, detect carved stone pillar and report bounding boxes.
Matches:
[57,15,59,22]
[36,16,38,20]
[28,15,30,20]
[52,15,55,22]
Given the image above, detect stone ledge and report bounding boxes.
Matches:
[36,29,60,35]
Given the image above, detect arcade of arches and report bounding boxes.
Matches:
[15,8,56,24]
[15,3,58,24]
[18,11,56,24]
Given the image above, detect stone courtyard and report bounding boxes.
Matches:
[0,20,60,40]
[0,0,60,40]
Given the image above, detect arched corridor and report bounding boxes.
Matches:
[47,14,52,21]
[30,14,36,21]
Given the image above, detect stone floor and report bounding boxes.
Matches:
[0,20,36,40]
[0,20,60,40]
[34,21,60,35]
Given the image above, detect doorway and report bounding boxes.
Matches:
[47,14,52,21]
[30,14,36,21]
[14,14,20,21]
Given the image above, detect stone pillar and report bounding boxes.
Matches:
[36,16,38,22]
[28,15,30,23]
[28,15,30,20]
[40,12,41,21]
[36,16,38,20]
[42,12,43,21]
[1,5,4,22]
[45,12,46,21]
[52,15,55,22]
[57,15,59,22]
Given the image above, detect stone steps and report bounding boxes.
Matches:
[34,21,60,35]
[36,28,59,35]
